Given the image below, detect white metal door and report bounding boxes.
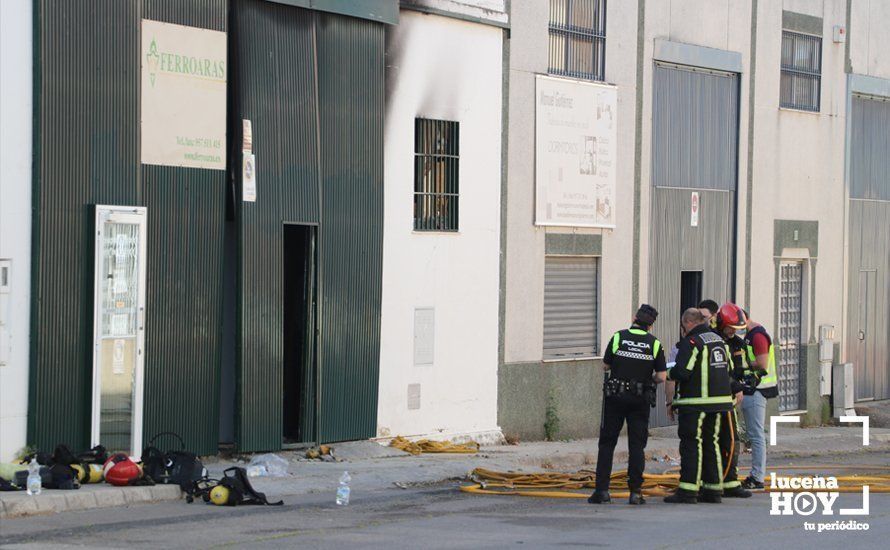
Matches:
[778,262,803,411]
[91,206,147,457]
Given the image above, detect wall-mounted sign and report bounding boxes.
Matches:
[242,152,256,202]
[535,75,617,228]
[691,191,700,227]
[242,119,253,152]
[141,20,227,170]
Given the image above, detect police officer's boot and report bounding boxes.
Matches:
[698,489,723,503]
[628,491,645,505]
[663,490,698,504]
[723,486,752,498]
[587,490,611,504]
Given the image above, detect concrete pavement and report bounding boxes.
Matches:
[1,451,888,549]
[2,423,888,520]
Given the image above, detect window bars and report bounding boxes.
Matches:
[414,118,459,232]
[780,31,822,112]
[548,0,607,82]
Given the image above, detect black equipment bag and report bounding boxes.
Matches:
[0,476,23,491]
[14,467,53,489]
[217,467,283,506]
[142,432,207,495]
[77,445,109,465]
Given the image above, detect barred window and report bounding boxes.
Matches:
[548,0,606,82]
[414,118,459,232]
[780,31,821,112]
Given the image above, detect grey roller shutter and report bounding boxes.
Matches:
[652,63,739,191]
[544,256,599,359]
[850,95,890,201]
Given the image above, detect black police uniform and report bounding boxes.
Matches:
[595,324,666,494]
[666,323,734,501]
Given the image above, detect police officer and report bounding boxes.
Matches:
[664,308,734,504]
[589,304,666,506]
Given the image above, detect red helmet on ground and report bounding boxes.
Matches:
[716,302,747,330]
[103,453,141,486]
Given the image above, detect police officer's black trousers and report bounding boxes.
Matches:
[677,409,724,494]
[596,393,650,492]
[719,408,741,489]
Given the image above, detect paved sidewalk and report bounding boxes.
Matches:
[3,424,888,519]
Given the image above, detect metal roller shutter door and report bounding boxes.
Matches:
[544,256,599,359]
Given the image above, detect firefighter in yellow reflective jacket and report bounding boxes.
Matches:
[664,308,735,504]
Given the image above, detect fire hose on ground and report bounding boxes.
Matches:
[459,466,890,499]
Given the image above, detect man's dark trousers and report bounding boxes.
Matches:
[595,393,650,492]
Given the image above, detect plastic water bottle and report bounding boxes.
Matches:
[26,459,42,496]
[336,471,351,505]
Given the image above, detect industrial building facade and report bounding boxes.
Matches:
[2,0,889,461]
[500,0,890,439]
[14,0,395,459]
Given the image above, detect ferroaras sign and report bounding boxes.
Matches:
[141,19,226,170]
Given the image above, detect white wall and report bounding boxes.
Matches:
[503,0,548,364]
[378,11,502,440]
[849,0,890,80]
[748,0,847,340]
[641,0,753,315]
[0,0,33,462]
[503,0,640,364]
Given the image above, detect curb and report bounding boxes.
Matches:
[0,485,182,519]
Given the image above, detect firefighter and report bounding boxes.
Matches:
[588,304,666,505]
[713,302,753,498]
[664,308,734,504]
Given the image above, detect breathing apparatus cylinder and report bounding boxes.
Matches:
[210,485,231,506]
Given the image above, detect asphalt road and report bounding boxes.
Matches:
[2,453,888,549]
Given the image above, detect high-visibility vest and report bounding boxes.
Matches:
[744,325,777,390]
[607,327,663,382]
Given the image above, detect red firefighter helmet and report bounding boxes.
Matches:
[103,453,141,486]
[716,302,747,331]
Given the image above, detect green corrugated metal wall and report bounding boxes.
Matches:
[231,0,320,451]
[141,0,227,458]
[29,0,141,452]
[231,1,385,450]
[29,0,227,455]
[315,13,384,442]
[30,0,384,455]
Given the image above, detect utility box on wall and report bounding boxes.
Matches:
[819,324,834,396]
[0,260,9,366]
[832,362,855,418]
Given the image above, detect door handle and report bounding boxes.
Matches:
[858,330,865,341]
[138,307,145,331]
